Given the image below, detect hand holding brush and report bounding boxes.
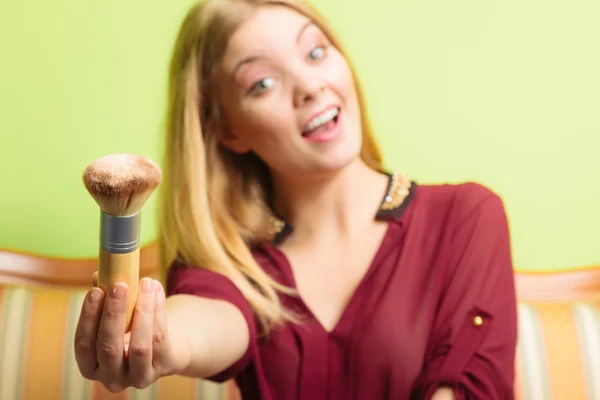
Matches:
[82,153,162,330]
[75,154,194,391]
[74,153,253,392]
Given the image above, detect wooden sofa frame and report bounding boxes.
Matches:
[1,243,599,302]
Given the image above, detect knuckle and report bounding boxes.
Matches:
[129,343,151,358]
[152,331,166,347]
[74,338,92,355]
[97,341,119,358]
[103,305,122,321]
[135,299,154,315]
[80,302,97,317]
[79,301,101,321]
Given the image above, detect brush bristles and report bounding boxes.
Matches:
[82,154,163,217]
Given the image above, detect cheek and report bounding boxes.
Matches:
[325,53,358,101]
[234,105,294,146]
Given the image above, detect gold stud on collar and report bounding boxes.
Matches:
[268,215,286,237]
[380,172,412,211]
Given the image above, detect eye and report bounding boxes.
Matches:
[308,45,327,61]
[250,77,275,94]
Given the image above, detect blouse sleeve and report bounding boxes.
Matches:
[412,184,518,399]
[166,262,258,382]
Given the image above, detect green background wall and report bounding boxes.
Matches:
[1,0,598,271]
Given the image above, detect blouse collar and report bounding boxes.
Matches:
[269,172,417,245]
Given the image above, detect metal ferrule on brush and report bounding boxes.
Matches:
[100,211,141,254]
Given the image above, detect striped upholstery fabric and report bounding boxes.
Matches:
[0,285,241,400]
[516,301,600,400]
[4,284,600,400]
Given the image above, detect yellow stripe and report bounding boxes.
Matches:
[21,288,71,400]
[536,303,586,399]
[156,374,196,400]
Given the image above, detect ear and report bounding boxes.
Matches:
[218,130,251,154]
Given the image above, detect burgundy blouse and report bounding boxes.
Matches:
[166,177,518,400]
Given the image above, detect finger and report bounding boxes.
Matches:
[92,272,98,288]
[151,280,171,372]
[96,282,129,380]
[127,278,156,389]
[74,287,105,379]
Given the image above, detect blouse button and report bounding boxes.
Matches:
[472,315,484,327]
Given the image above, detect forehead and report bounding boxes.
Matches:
[222,6,312,68]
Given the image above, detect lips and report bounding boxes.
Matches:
[301,108,343,143]
[302,106,340,136]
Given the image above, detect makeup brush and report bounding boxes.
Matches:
[82,154,162,331]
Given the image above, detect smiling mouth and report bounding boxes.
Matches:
[302,107,340,137]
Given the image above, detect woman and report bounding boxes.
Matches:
[74,0,518,398]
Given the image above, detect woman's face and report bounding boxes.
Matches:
[216,5,362,179]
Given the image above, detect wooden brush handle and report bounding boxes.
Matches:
[98,248,140,332]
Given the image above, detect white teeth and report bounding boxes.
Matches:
[305,108,339,132]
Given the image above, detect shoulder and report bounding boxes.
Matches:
[408,180,508,235]
[409,182,514,293]
[414,180,500,205]
[414,180,504,215]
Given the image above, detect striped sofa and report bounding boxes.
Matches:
[1,244,599,400]
[0,243,240,400]
[515,270,600,399]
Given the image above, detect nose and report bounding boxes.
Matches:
[291,65,325,108]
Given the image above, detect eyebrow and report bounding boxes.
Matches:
[232,20,315,79]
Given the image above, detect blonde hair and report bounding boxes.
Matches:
[158,0,385,333]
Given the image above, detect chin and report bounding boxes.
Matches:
[312,137,362,174]
[275,119,363,177]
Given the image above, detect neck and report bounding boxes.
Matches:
[271,158,389,243]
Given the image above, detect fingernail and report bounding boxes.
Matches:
[141,278,154,294]
[154,280,165,304]
[88,288,102,304]
[110,283,127,299]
